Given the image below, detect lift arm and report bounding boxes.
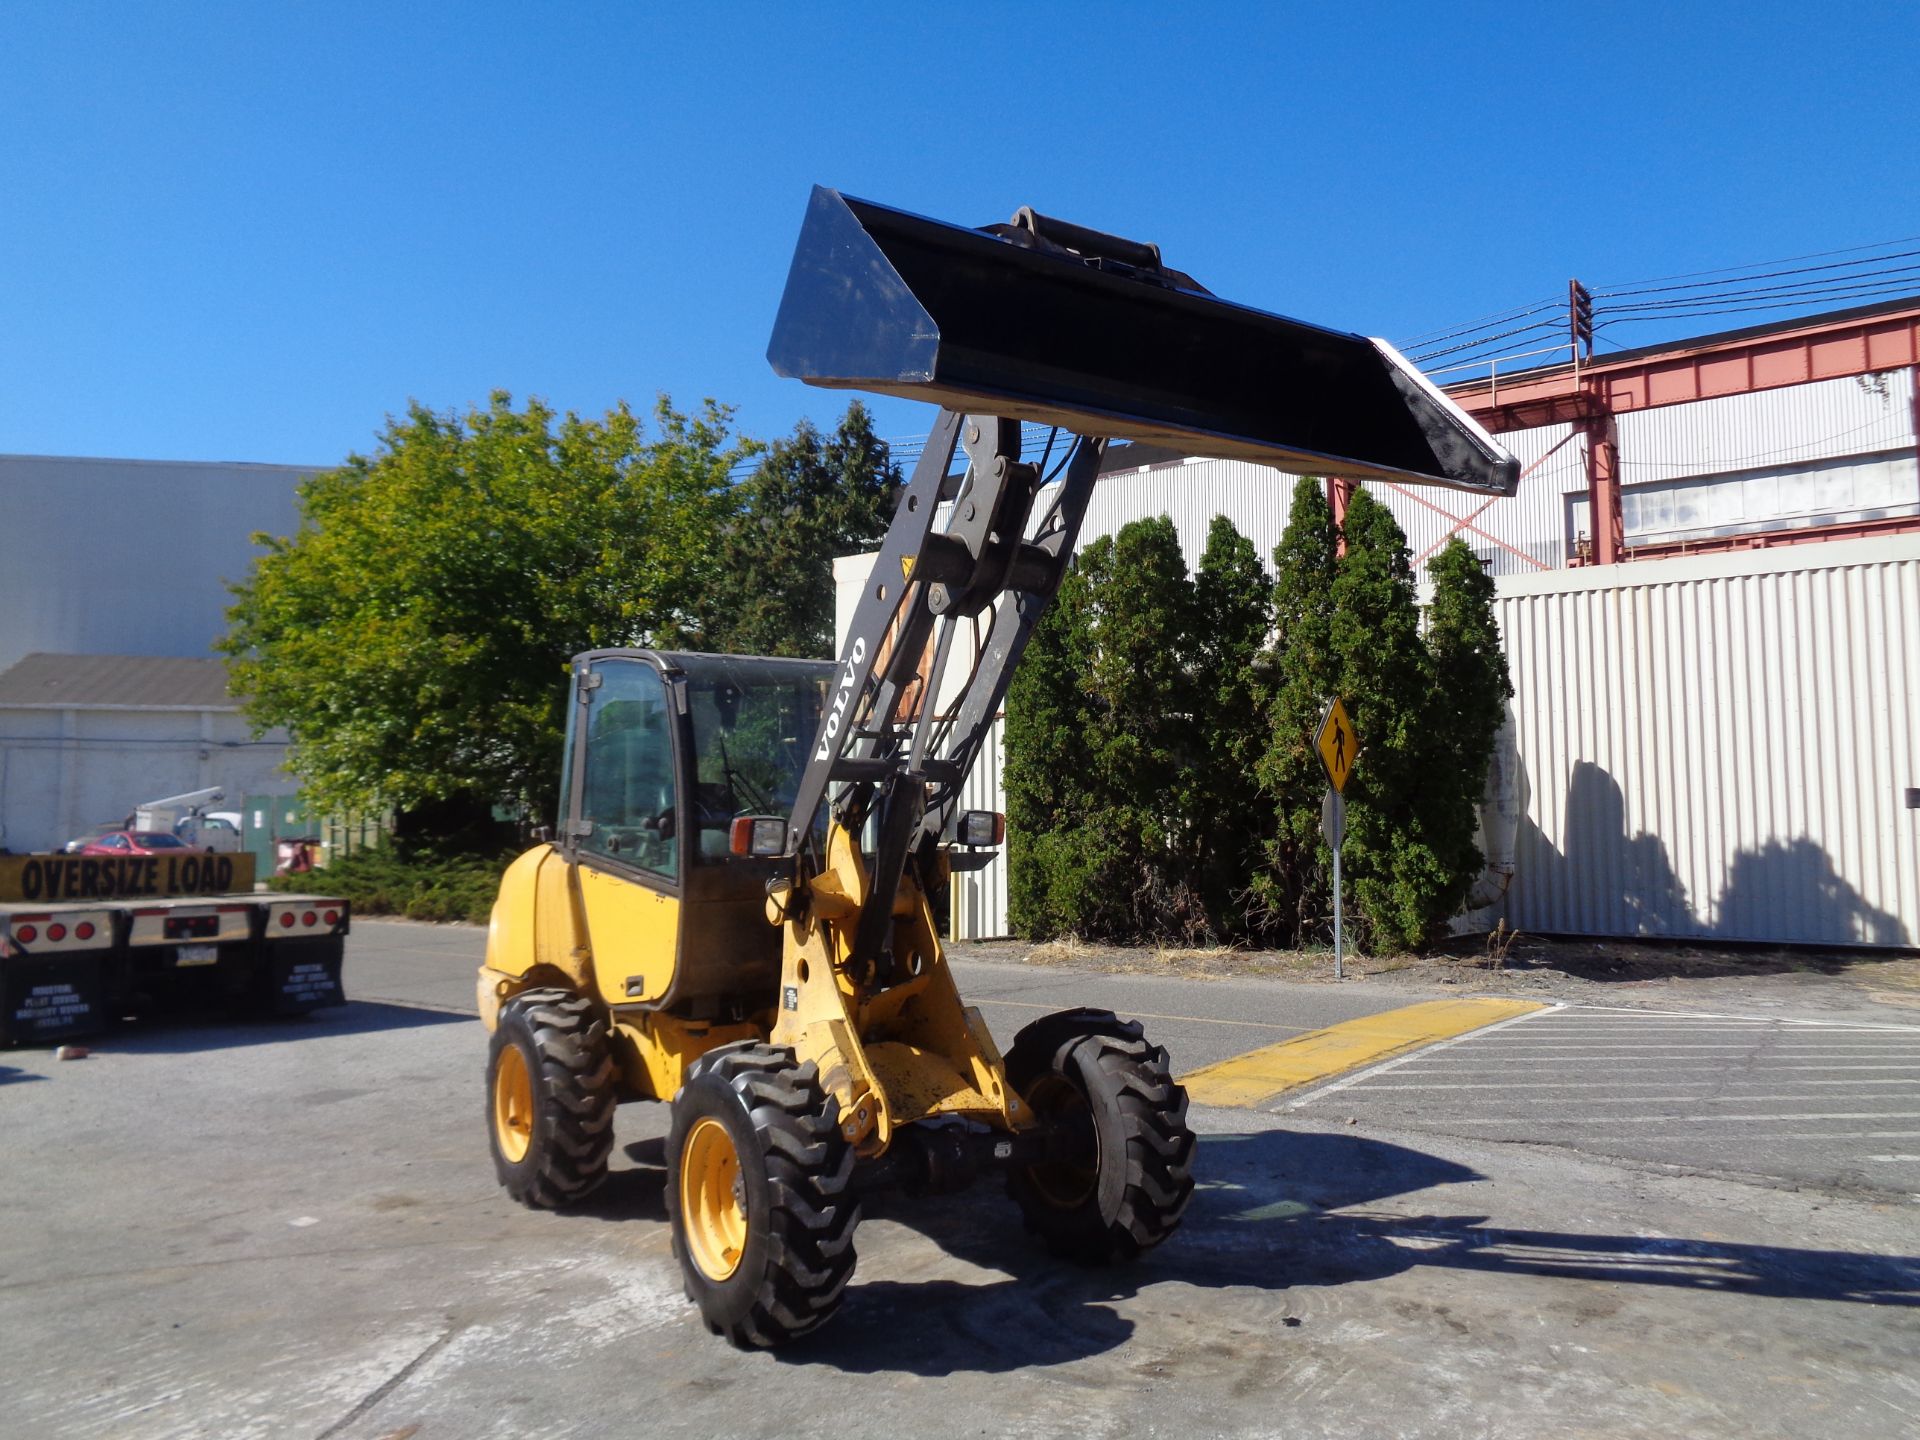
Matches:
[768,189,1519,981]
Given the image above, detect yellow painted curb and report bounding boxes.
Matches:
[1179,998,1547,1109]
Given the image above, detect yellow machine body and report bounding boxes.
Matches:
[476,649,1007,1144]
[768,820,1021,1155]
[480,843,766,1106]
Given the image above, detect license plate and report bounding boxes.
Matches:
[176,944,219,966]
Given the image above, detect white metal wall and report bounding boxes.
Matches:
[950,718,1008,940]
[1615,369,1916,483]
[1499,536,1919,946]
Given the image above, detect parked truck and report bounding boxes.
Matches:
[0,868,348,1047]
[133,787,246,853]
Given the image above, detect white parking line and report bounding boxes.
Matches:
[1561,1004,1920,1031]
[1520,1130,1920,1142]
[1284,1002,1564,1110]
[1350,1077,1920,1091]
[1439,1043,1920,1052]
[1358,1093,1920,1107]
[1390,1061,1920,1072]
[1441,1111,1920,1125]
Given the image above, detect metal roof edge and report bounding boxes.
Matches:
[1493,532,1920,598]
[0,453,327,473]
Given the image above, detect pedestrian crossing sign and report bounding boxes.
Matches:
[1315,697,1358,793]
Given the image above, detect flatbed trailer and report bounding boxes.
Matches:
[0,893,349,1047]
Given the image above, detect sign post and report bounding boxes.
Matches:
[1314,698,1359,980]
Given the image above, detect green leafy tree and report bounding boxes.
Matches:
[220,392,748,836]
[1252,478,1339,944]
[704,401,901,658]
[1189,516,1274,937]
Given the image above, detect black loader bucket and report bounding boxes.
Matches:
[768,187,1518,496]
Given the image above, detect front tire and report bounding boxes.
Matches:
[487,987,617,1207]
[1004,1008,1196,1263]
[666,1044,859,1348]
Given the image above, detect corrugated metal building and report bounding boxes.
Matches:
[840,308,1920,948]
[1495,538,1918,946]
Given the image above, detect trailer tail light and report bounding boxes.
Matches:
[302,911,317,927]
[47,923,67,942]
[280,912,295,928]
[15,924,36,944]
[323,910,339,926]
[76,922,95,941]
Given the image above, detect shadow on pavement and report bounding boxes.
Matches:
[83,999,469,1055]
[774,1129,1920,1375]
[0,1063,45,1085]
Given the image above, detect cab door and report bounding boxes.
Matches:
[566,656,683,1009]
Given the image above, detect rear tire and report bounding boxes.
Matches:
[667,1044,859,1348]
[487,987,617,1208]
[1004,1008,1196,1263]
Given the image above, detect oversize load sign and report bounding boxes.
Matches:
[0,852,257,903]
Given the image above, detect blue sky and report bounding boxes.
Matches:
[4,2,1916,465]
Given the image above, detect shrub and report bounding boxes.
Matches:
[272,844,512,925]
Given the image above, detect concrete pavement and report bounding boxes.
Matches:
[1,919,1916,1438]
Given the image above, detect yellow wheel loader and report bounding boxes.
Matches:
[478,188,1518,1348]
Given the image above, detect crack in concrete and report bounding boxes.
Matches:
[314,1320,465,1440]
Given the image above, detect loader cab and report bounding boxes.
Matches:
[561,650,833,1017]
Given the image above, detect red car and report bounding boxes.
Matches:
[78,830,192,856]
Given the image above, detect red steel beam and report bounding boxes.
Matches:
[1450,302,1920,432]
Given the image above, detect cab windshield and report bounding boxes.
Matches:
[679,654,833,858]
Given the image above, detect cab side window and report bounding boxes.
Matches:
[578,662,678,880]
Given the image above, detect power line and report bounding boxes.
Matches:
[1596,249,1920,300]
[1594,234,1920,294]
[1402,232,1920,377]
[1407,318,1568,365]
[1597,269,1920,316]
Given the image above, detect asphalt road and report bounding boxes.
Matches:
[358,920,1418,1073]
[1,920,1915,1439]
[1290,1001,1920,1196]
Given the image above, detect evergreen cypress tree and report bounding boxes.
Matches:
[1006,518,1205,940]
[1423,537,1514,902]
[1253,478,1339,944]
[1084,517,1199,938]
[1191,515,1274,938]
[1332,489,1449,951]
[1005,536,1104,939]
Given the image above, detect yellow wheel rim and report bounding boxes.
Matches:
[1024,1073,1099,1209]
[681,1116,747,1281]
[493,1044,534,1164]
